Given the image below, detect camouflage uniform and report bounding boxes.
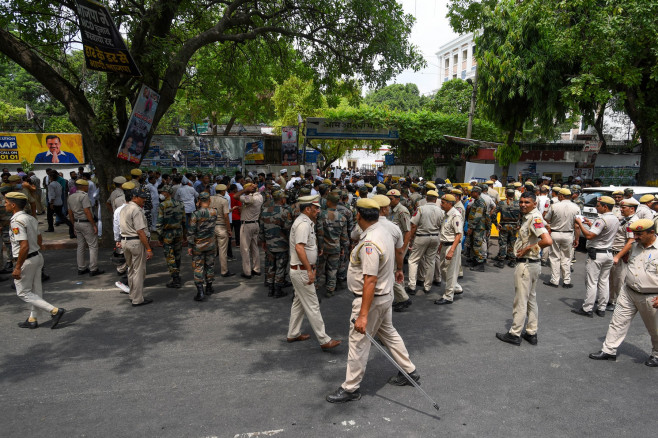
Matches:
[336,200,354,282]
[156,195,186,285]
[467,197,487,264]
[493,198,520,261]
[259,195,293,297]
[188,206,217,285]
[317,205,348,296]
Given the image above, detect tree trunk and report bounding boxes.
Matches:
[593,103,607,152]
[223,116,237,136]
[624,90,657,185]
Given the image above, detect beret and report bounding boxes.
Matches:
[372,194,391,207]
[365,183,373,189]
[425,182,436,190]
[471,186,482,193]
[639,194,655,203]
[629,219,655,232]
[377,183,387,190]
[442,194,456,202]
[426,190,439,197]
[113,176,127,184]
[130,168,142,176]
[387,189,401,196]
[4,191,27,200]
[356,198,379,209]
[620,197,639,206]
[598,196,615,205]
[75,179,89,186]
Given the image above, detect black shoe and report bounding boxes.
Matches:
[205,282,214,296]
[18,319,38,329]
[540,260,548,267]
[589,351,616,361]
[282,280,293,288]
[432,280,441,286]
[470,262,484,272]
[221,271,236,277]
[406,287,417,296]
[251,270,261,276]
[50,308,66,329]
[166,276,182,289]
[606,303,615,311]
[326,387,361,404]
[325,289,335,298]
[595,309,606,317]
[393,299,412,312]
[41,272,50,282]
[645,356,658,367]
[45,229,55,232]
[562,283,573,289]
[89,269,105,277]
[132,298,154,307]
[274,284,288,298]
[434,298,452,305]
[508,261,517,268]
[267,284,275,297]
[240,273,252,279]
[78,268,90,275]
[458,275,464,279]
[521,332,538,345]
[543,281,559,288]
[496,332,521,346]
[494,260,505,268]
[387,370,420,386]
[571,308,593,318]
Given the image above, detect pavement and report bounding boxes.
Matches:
[0,241,655,437]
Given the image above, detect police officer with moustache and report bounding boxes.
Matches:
[6,192,66,329]
[573,196,620,318]
[589,219,658,367]
[543,188,581,288]
[156,185,186,288]
[209,184,235,279]
[607,197,639,311]
[387,189,412,312]
[405,190,443,295]
[259,190,293,298]
[496,192,552,346]
[326,198,419,404]
[68,179,104,276]
[636,194,656,220]
[188,192,217,301]
[435,194,464,305]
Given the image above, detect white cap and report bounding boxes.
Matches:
[280,169,287,174]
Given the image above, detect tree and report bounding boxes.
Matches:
[364,83,423,112]
[425,79,474,115]
[0,1,424,241]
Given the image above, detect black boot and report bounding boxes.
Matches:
[194,283,205,301]
[166,275,181,288]
[268,283,275,297]
[205,282,214,296]
[470,262,485,272]
[274,283,288,298]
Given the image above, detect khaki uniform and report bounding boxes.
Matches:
[509,208,548,337]
[439,207,463,302]
[601,239,658,357]
[287,213,331,345]
[487,187,501,204]
[342,220,415,393]
[609,214,637,305]
[119,202,149,305]
[544,199,580,285]
[635,204,655,221]
[390,203,411,304]
[583,212,620,312]
[209,194,231,275]
[454,200,466,278]
[407,203,443,291]
[240,192,263,275]
[108,187,126,211]
[68,191,99,272]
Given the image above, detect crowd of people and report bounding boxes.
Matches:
[2,165,657,403]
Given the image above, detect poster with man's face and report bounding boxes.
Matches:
[0,133,84,164]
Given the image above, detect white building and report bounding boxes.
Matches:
[436,32,477,88]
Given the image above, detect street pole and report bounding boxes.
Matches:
[466,71,478,140]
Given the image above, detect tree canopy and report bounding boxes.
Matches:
[425,79,474,115]
[364,83,425,112]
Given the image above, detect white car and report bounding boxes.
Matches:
[581,186,658,220]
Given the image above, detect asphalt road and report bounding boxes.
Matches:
[0,245,655,437]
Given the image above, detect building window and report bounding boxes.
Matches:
[453,54,458,74]
[462,49,468,71]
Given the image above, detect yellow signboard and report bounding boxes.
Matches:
[0,133,84,164]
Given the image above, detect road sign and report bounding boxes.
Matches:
[305,118,399,140]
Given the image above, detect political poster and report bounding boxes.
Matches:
[0,132,84,164]
[76,0,141,76]
[282,127,298,166]
[117,85,159,164]
[244,140,264,164]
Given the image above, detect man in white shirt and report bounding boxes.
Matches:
[491,174,503,188]
[174,180,199,225]
[146,175,159,231]
[286,171,302,190]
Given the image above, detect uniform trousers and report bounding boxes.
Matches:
[584,252,613,312]
[608,259,627,305]
[393,247,409,304]
[240,222,260,275]
[440,244,462,301]
[161,230,182,276]
[318,252,340,292]
[192,250,215,284]
[342,293,415,393]
[509,261,541,337]
[265,250,288,285]
[75,222,99,271]
[407,236,439,291]
[124,239,147,305]
[287,268,331,345]
[549,232,573,285]
[15,253,54,318]
[214,225,229,275]
[602,285,658,357]
[433,249,442,283]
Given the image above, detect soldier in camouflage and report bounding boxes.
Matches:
[287,179,301,205]
[336,190,354,286]
[493,188,521,268]
[317,193,348,297]
[259,190,293,298]
[467,186,487,271]
[187,192,217,301]
[156,185,186,288]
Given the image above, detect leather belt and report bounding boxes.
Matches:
[121,236,140,240]
[612,250,620,255]
[75,219,90,223]
[14,251,39,262]
[290,264,315,270]
[552,230,573,233]
[517,258,540,263]
[441,241,453,245]
[242,220,257,224]
[416,233,438,237]
[353,293,389,298]
[591,248,611,253]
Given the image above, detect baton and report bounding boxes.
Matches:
[351,319,439,411]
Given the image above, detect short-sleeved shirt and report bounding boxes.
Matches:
[625,238,658,293]
[289,213,318,265]
[586,212,620,249]
[67,191,92,220]
[390,202,411,234]
[48,181,63,207]
[411,203,443,235]
[108,187,125,211]
[9,210,40,256]
[119,201,148,237]
[514,208,548,260]
[240,192,263,222]
[611,213,637,251]
[347,220,396,296]
[439,207,462,243]
[635,204,655,220]
[209,195,230,226]
[545,199,580,232]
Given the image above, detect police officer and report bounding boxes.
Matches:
[119,186,154,307]
[493,188,520,268]
[589,219,658,367]
[608,197,639,311]
[106,176,127,213]
[259,190,292,298]
[467,186,487,271]
[636,194,656,220]
[406,190,443,295]
[188,192,217,301]
[68,179,104,276]
[0,184,15,275]
[435,194,463,305]
[543,188,581,287]
[130,169,153,230]
[156,185,186,288]
[209,183,234,278]
[113,182,134,282]
[239,183,263,278]
[388,189,412,311]
[496,192,552,345]
[611,190,624,219]
[326,198,418,404]
[573,196,620,317]
[286,195,341,351]
[6,192,65,329]
[317,193,348,297]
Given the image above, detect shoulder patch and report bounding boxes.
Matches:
[12,227,19,234]
[595,222,602,227]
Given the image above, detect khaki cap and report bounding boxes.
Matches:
[323,179,332,185]
[75,179,89,186]
[411,183,420,189]
[216,184,227,191]
[612,190,624,196]
[620,197,639,206]
[485,180,494,184]
[8,175,21,182]
[377,183,387,190]
[130,168,142,176]
[4,191,27,200]
[442,194,456,202]
[365,183,373,189]
[113,176,127,184]
[372,194,391,207]
[525,181,535,187]
[298,195,321,207]
[451,188,462,195]
[425,182,436,190]
[426,190,439,197]
[560,188,572,196]
[639,194,655,203]
[513,182,522,188]
[599,196,615,205]
[629,219,655,232]
[122,181,136,190]
[356,198,380,209]
[387,189,401,196]
[552,185,562,191]
[243,183,256,190]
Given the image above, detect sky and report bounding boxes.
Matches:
[388,0,459,95]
